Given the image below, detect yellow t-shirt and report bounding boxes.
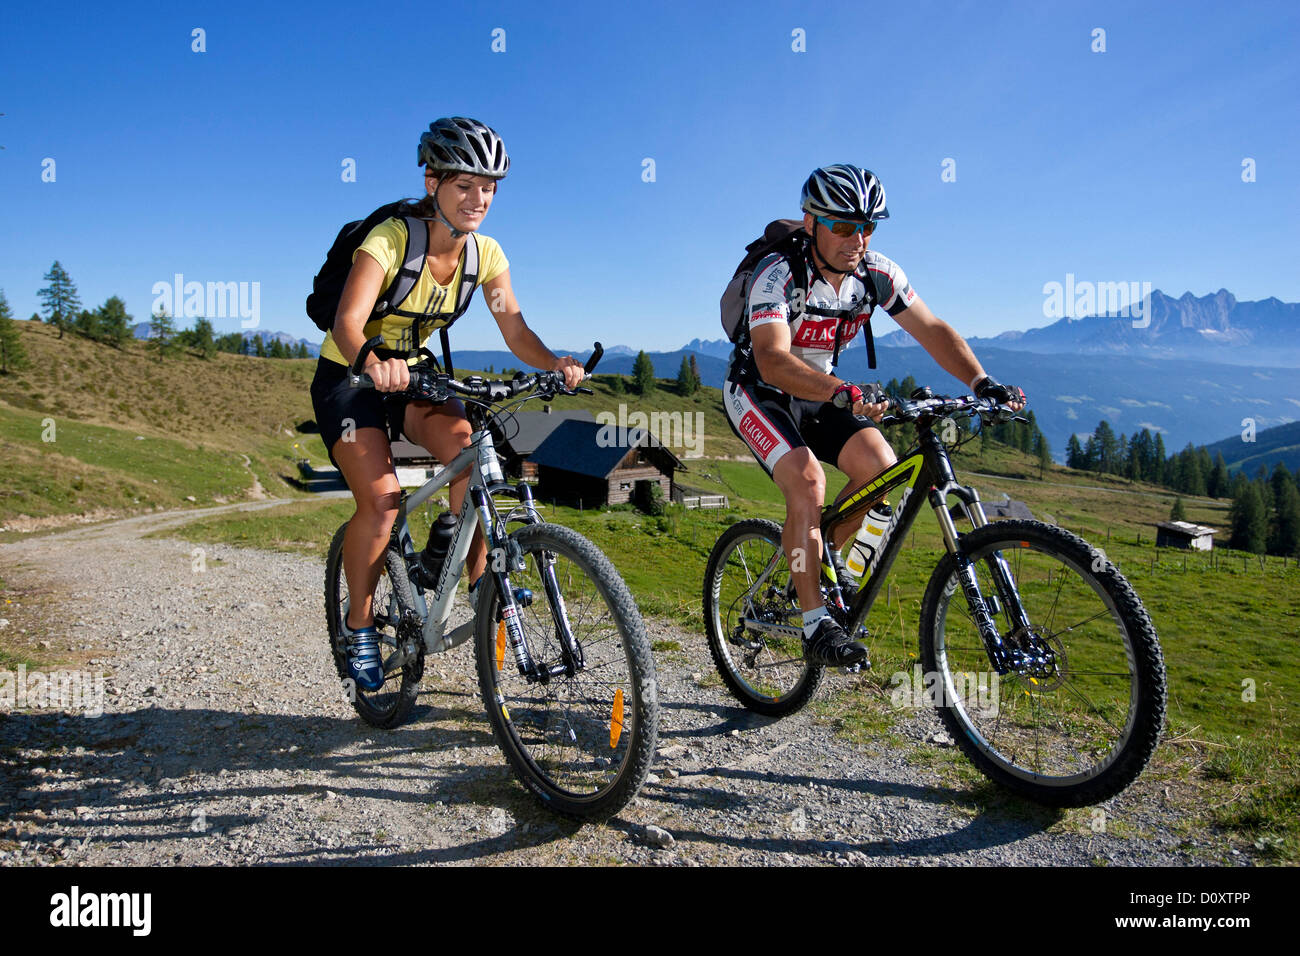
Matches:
[318,217,508,366]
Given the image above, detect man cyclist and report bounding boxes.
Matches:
[724,164,1025,668]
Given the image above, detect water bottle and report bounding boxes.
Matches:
[417,511,457,588]
[845,501,892,580]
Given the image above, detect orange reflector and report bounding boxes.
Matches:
[1020,541,1030,548]
[610,688,625,748]
[496,621,506,671]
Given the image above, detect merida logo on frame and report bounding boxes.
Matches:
[49,886,152,937]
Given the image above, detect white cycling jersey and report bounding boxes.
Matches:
[728,246,917,383]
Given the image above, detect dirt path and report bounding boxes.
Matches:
[0,504,1250,867]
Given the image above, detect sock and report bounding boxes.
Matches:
[802,606,831,639]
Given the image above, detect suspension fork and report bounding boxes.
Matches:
[931,484,1033,674]
[473,485,580,683]
[520,484,585,678]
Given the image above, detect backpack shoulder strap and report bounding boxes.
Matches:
[447,233,479,323]
[375,216,428,316]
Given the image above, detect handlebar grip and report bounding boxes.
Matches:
[351,335,386,376]
[584,342,603,375]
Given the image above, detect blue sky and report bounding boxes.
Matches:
[1,0,1297,352]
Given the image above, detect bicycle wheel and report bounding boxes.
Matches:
[703,518,822,717]
[325,521,424,729]
[474,523,658,819]
[918,519,1165,806]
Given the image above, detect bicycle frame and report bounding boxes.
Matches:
[384,416,586,684]
[741,423,1040,674]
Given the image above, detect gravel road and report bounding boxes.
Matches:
[0,501,1252,867]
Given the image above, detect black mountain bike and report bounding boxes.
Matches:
[325,339,658,818]
[703,387,1166,806]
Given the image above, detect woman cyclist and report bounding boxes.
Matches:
[311,116,584,691]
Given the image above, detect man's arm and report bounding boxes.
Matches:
[751,320,841,402]
[751,322,887,419]
[889,294,986,388]
[891,294,1024,409]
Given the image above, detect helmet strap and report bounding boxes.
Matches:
[430,173,467,239]
[809,230,852,278]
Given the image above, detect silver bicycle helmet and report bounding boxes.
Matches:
[800,164,889,221]
[417,117,510,179]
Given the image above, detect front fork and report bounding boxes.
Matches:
[472,484,583,684]
[932,486,1049,676]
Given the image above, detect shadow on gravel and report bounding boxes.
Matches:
[0,697,601,863]
[641,699,1064,860]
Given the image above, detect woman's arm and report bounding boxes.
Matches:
[333,251,409,392]
[481,268,583,389]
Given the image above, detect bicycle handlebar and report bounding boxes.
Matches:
[348,340,604,404]
[873,385,1028,429]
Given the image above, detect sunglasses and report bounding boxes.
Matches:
[815,216,876,237]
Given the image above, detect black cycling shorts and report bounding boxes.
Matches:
[723,379,877,475]
[310,358,411,467]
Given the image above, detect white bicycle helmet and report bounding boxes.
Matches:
[801,164,889,221]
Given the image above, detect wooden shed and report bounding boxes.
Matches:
[490,408,596,480]
[528,419,683,508]
[1155,521,1217,550]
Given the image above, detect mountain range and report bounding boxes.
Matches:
[128,287,1297,467]
[874,289,1300,367]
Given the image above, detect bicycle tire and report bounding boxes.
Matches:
[473,523,658,819]
[325,521,423,729]
[918,519,1165,806]
[703,518,823,717]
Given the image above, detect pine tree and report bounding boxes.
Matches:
[1169,497,1187,522]
[1208,452,1229,499]
[1066,434,1084,469]
[1035,430,1051,479]
[254,335,267,358]
[1094,420,1119,474]
[269,338,287,359]
[150,308,177,358]
[97,296,133,348]
[631,350,655,395]
[1153,432,1168,485]
[1229,482,1267,554]
[191,318,216,359]
[0,289,30,373]
[38,261,82,339]
[1082,434,1099,472]
[1270,480,1300,557]
[689,354,701,391]
[676,355,698,395]
[73,308,99,339]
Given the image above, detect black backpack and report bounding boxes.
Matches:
[719,219,876,368]
[305,201,479,374]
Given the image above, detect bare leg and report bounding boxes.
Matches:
[829,428,898,551]
[771,448,827,614]
[331,427,401,631]
[402,398,487,586]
